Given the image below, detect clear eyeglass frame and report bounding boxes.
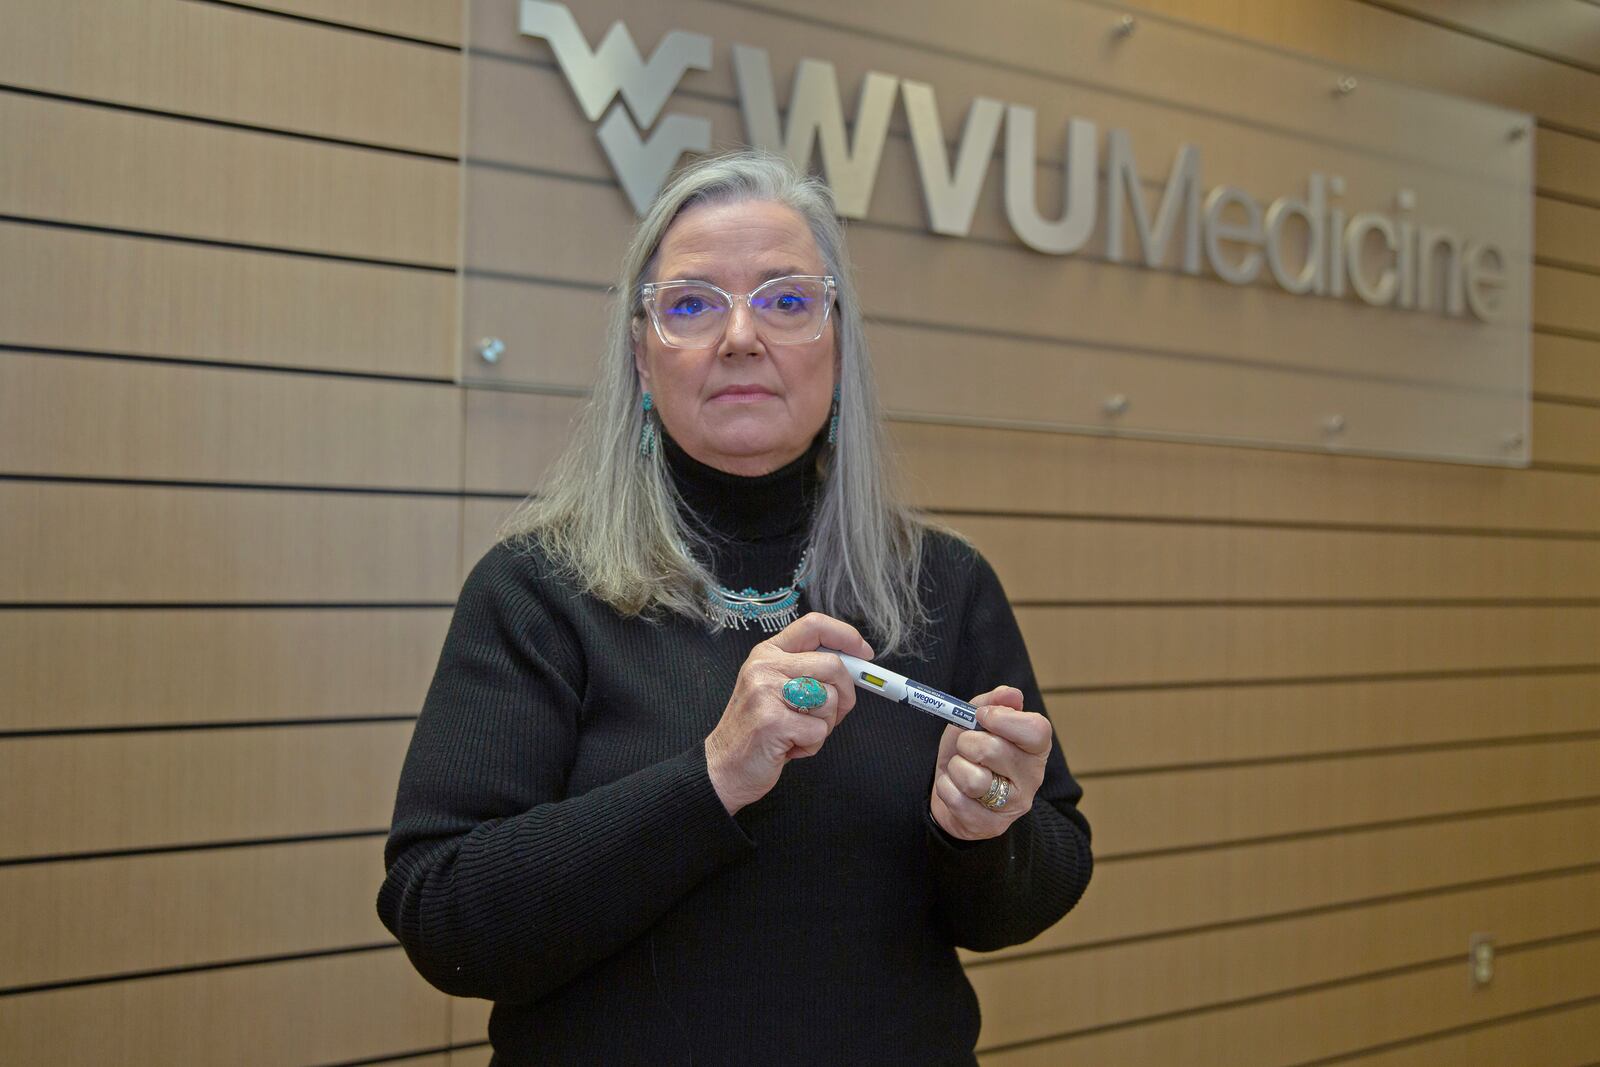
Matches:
[638,274,837,349]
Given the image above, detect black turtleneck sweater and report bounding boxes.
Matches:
[377,432,1092,1066]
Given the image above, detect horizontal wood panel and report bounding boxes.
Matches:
[979,931,1600,1065]
[970,869,1600,1050]
[1057,671,1600,773]
[1115,0,1599,133]
[460,275,609,391]
[237,0,463,45]
[0,222,456,379]
[1377,0,1600,73]
[0,352,462,488]
[946,512,1600,600]
[1536,196,1600,270]
[1018,604,1600,689]
[0,723,412,859]
[452,996,493,1055]
[1334,997,1600,1067]
[482,0,1533,175]
[0,947,447,1066]
[0,608,449,731]
[0,93,457,266]
[0,483,459,602]
[462,393,1600,535]
[1083,737,1600,856]
[0,0,459,155]
[461,388,587,497]
[972,802,1600,962]
[0,837,387,989]
[1536,263,1600,336]
[1535,333,1600,401]
[464,500,514,572]
[1536,127,1600,203]
[893,420,1600,533]
[1534,398,1600,467]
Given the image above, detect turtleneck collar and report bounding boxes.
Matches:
[662,428,826,543]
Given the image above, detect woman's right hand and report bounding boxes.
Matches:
[705,612,874,815]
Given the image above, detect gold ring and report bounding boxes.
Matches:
[980,773,1013,811]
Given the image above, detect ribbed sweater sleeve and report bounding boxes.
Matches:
[925,545,1094,952]
[376,546,755,1004]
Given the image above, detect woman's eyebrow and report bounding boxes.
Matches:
[657,265,810,285]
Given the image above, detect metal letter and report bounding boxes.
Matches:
[1344,212,1399,306]
[1263,174,1326,296]
[902,81,1003,237]
[519,0,710,128]
[1106,129,1200,273]
[597,106,712,215]
[1202,185,1264,285]
[1416,226,1466,316]
[1463,241,1506,322]
[1003,105,1096,255]
[732,45,897,218]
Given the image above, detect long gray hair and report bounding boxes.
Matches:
[497,149,929,654]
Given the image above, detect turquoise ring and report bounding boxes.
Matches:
[781,676,828,712]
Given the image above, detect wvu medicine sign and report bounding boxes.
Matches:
[521,0,1511,323]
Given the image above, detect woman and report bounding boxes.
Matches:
[378,150,1092,1065]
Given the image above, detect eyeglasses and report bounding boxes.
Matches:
[638,274,836,349]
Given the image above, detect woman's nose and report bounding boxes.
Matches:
[721,300,763,353]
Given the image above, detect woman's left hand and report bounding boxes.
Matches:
[930,686,1053,841]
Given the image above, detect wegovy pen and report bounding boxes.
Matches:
[821,648,984,731]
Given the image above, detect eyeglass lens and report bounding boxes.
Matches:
[652,277,830,346]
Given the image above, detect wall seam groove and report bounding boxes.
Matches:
[0,215,456,274]
[0,942,399,999]
[179,0,461,51]
[1096,794,1600,863]
[1044,662,1600,695]
[0,84,459,162]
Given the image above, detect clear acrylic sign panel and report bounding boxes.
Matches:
[460,0,1532,467]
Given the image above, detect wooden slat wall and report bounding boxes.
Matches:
[1,2,1595,1065]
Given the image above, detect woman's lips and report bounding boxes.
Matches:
[709,387,777,402]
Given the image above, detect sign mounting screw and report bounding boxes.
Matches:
[1470,935,1494,987]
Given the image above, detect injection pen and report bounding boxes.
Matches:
[821,648,984,731]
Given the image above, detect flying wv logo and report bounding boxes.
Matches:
[519,0,713,214]
[519,0,900,220]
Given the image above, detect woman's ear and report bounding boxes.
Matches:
[631,318,651,387]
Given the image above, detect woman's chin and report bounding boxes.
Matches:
[694,432,810,475]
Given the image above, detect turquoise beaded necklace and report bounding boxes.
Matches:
[705,546,812,633]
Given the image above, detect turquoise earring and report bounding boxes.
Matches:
[640,392,656,457]
[827,385,840,446]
